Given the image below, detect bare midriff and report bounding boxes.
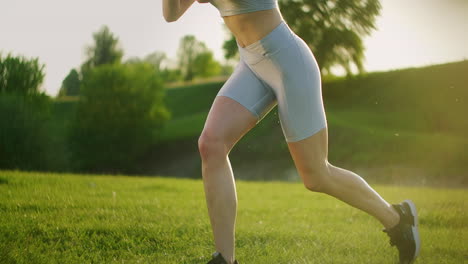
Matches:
[222,8,284,48]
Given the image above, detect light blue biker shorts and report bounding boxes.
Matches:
[217,21,328,142]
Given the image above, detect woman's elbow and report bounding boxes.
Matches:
[163,12,179,22]
[164,15,178,22]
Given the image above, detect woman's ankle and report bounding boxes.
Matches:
[383,204,401,229]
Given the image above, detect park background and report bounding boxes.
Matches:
[1,0,467,263]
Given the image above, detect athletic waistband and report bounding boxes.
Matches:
[236,21,294,56]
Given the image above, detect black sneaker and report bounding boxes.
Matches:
[206,252,239,264]
[383,200,421,264]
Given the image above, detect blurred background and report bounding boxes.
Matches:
[1,0,467,187]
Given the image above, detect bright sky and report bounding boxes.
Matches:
[1,0,467,97]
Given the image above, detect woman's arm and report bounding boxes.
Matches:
[163,0,197,22]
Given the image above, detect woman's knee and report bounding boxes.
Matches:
[198,130,228,162]
[300,162,331,192]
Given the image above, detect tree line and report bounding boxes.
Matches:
[0,0,381,174]
[58,26,231,97]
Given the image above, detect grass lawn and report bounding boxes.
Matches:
[1,170,466,263]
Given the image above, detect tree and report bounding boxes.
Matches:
[58,69,80,96]
[144,51,167,73]
[222,26,240,61]
[127,51,167,73]
[178,35,204,81]
[223,0,381,75]
[193,51,222,78]
[159,68,183,83]
[81,25,124,78]
[70,63,170,172]
[177,35,221,81]
[0,53,45,94]
[126,51,185,83]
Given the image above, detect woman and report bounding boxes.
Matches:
[162,0,420,263]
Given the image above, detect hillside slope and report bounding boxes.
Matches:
[141,60,468,186]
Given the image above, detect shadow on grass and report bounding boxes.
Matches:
[0,177,8,185]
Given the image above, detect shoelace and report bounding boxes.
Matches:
[383,226,403,246]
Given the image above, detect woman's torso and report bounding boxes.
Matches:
[210,0,284,48]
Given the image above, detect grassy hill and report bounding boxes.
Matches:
[53,61,468,186]
[141,60,468,186]
[1,170,466,263]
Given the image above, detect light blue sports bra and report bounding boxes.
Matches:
[209,0,278,17]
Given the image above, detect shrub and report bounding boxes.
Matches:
[0,93,53,170]
[0,54,53,170]
[70,63,170,173]
[0,53,45,94]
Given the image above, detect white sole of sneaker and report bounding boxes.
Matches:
[404,199,421,262]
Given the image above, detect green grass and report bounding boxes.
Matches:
[159,112,207,142]
[1,170,467,263]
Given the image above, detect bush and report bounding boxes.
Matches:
[70,63,170,173]
[0,54,53,171]
[0,53,45,94]
[0,93,54,170]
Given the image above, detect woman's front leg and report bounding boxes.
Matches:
[198,96,258,264]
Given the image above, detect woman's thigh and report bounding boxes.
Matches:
[248,34,328,143]
[201,96,258,152]
[201,60,276,151]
